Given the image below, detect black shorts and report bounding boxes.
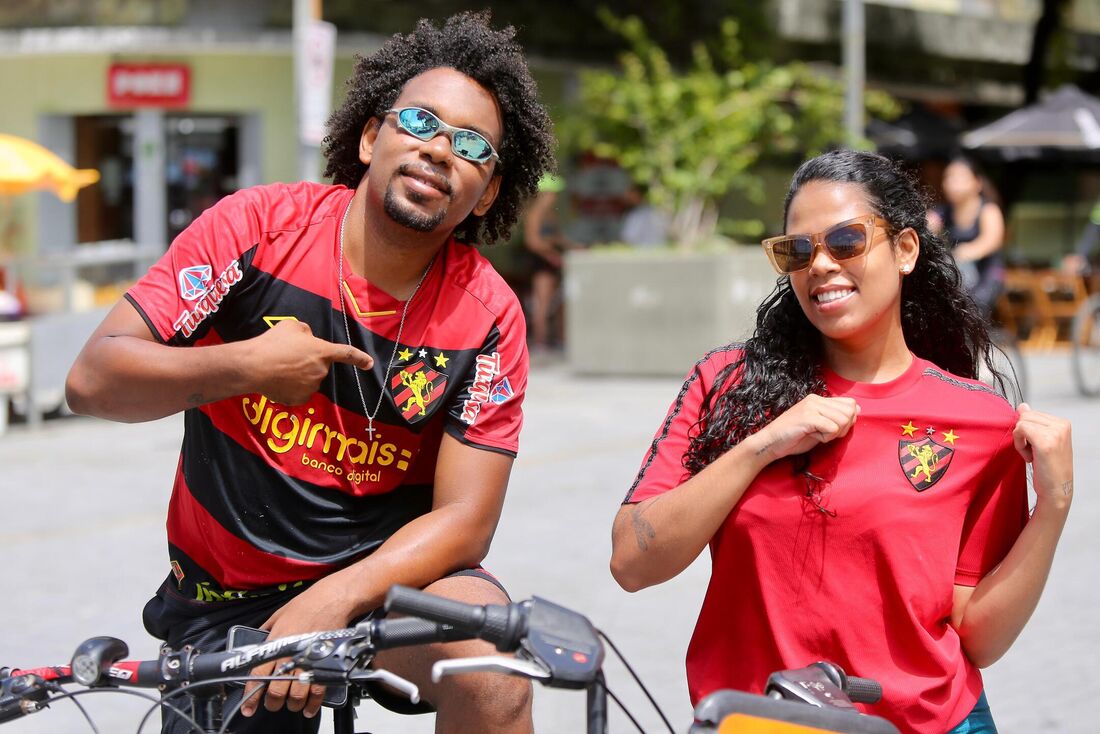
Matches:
[143,568,509,733]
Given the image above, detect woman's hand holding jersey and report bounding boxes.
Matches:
[246,318,374,405]
[749,394,860,463]
[65,300,374,421]
[950,402,1073,668]
[610,395,859,592]
[1012,403,1073,513]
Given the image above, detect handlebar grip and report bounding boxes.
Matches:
[845,676,883,704]
[384,585,488,632]
[383,585,528,652]
[370,618,474,650]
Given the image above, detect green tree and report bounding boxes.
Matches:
[559,11,898,248]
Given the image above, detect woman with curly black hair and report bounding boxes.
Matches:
[612,150,1073,734]
[68,12,552,733]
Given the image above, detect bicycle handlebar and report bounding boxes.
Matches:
[768,661,882,708]
[0,616,468,723]
[384,585,604,690]
[385,585,529,652]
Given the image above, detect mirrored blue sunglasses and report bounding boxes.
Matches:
[386,107,500,165]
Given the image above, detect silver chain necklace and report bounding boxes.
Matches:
[337,202,434,440]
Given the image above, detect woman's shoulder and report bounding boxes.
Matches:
[690,343,746,386]
[917,361,1018,426]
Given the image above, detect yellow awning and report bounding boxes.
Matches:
[0,133,100,202]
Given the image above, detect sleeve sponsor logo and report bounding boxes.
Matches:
[461,352,502,425]
[488,376,514,405]
[172,261,244,337]
[178,265,213,300]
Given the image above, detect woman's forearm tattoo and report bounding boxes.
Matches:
[632,504,657,551]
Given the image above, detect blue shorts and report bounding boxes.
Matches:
[947,691,997,734]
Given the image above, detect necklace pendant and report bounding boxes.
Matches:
[365,421,376,441]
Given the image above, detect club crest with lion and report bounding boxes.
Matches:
[898,421,958,491]
[390,356,448,423]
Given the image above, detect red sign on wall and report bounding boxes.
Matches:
[107,63,190,108]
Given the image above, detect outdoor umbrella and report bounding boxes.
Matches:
[0,133,99,201]
[868,106,964,159]
[961,84,1100,161]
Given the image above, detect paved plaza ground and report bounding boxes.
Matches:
[1,351,1096,733]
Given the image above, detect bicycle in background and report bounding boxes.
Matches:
[1070,264,1100,396]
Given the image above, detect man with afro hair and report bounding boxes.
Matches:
[66,11,553,732]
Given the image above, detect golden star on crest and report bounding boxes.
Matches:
[901,420,917,437]
[397,348,413,361]
[942,429,959,445]
[434,352,449,368]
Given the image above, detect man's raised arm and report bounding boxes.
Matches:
[65,301,372,422]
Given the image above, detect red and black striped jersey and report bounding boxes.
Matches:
[126,182,527,602]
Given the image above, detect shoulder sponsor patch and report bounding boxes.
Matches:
[172,261,244,338]
[461,352,502,425]
[178,265,213,300]
[489,376,514,405]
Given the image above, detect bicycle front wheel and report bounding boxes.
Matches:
[1072,294,1100,396]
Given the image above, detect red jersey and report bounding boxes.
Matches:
[625,348,1027,734]
[127,182,527,603]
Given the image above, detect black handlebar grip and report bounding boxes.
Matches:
[845,676,883,704]
[370,618,474,650]
[384,585,488,632]
[70,637,129,687]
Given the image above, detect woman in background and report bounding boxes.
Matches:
[928,155,1007,321]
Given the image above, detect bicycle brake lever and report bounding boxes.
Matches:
[347,669,420,705]
[431,656,550,684]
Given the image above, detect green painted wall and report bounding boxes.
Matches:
[0,50,360,253]
[0,47,569,254]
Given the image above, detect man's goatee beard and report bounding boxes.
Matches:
[384,187,448,232]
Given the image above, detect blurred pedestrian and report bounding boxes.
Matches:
[1061,199,1100,278]
[522,173,581,352]
[928,155,1007,321]
[619,182,670,248]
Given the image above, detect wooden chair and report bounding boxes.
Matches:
[996,269,1040,346]
[996,268,1087,350]
[1031,270,1088,349]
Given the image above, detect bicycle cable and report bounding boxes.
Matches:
[135,674,303,734]
[216,674,295,734]
[603,681,646,733]
[597,629,675,734]
[43,680,98,734]
[35,685,201,734]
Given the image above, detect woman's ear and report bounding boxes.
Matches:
[896,227,920,274]
[358,119,381,166]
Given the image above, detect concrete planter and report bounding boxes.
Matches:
[563,247,778,376]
